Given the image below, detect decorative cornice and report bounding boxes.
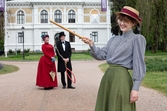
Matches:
[7,3,32,7]
[32,2,84,6]
[7,2,104,7]
[7,2,112,8]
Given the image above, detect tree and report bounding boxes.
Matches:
[111,0,167,52]
[136,0,167,52]
[0,11,4,51]
[0,0,13,52]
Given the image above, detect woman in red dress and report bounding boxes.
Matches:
[36,34,58,90]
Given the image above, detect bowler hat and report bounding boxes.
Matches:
[116,6,141,24]
[59,32,66,38]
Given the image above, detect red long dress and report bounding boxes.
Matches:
[36,43,58,88]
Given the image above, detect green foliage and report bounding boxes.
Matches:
[0,11,4,50]
[145,58,167,72]
[111,0,167,52]
[16,49,21,53]
[8,49,14,54]
[24,48,30,53]
[136,0,167,52]
[0,40,4,50]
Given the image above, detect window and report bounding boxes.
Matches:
[69,32,75,42]
[91,32,98,42]
[54,10,62,23]
[41,32,48,35]
[17,10,24,24]
[41,10,48,23]
[41,32,48,42]
[91,10,99,23]
[68,10,75,23]
[18,32,23,43]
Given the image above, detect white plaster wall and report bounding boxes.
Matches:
[6,29,34,51]
[5,1,112,52]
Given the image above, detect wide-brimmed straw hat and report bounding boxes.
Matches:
[116,6,142,24]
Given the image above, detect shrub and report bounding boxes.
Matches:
[8,49,14,54]
[16,49,21,53]
[0,40,4,50]
[145,58,167,72]
[24,48,30,53]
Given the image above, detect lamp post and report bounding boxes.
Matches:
[21,26,25,60]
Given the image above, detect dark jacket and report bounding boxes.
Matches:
[56,41,72,72]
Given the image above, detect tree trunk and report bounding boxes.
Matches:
[163,40,167,52]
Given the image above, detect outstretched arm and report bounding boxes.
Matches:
[82,37,108,60]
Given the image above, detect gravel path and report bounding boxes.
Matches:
[0,60,167,111]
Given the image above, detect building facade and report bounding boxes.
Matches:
[5,0,112,54]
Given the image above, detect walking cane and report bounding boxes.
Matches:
[50,20,83,39]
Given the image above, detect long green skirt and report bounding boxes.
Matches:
[94,64,136,111]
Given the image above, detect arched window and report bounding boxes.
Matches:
[54,10,62,23]
[17,10,24,24]
[68,10,75,23]
[91,10,99,23]
[41,10,48,23]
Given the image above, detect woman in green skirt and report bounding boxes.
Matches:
[82,6,146,111]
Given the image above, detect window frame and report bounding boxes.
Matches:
[54,10,62,23]
[41,10,48,23]
[18,32,23,43]
[17,10,24,24]
[68,10,75,23]
[69,32,75,42]
[91,31,98,42]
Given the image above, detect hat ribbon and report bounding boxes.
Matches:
[121,8,142,21]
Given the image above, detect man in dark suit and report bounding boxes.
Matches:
[56,32,75,89]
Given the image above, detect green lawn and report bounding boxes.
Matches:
[71,53,93,60]
[0,52,93,61]
[0,64,19,75]
[142,71,167,95]
[145,50,167,56]
[0,52,93,75]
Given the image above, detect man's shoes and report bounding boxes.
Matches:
[67,86,75,89]
[62,86,66,89]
